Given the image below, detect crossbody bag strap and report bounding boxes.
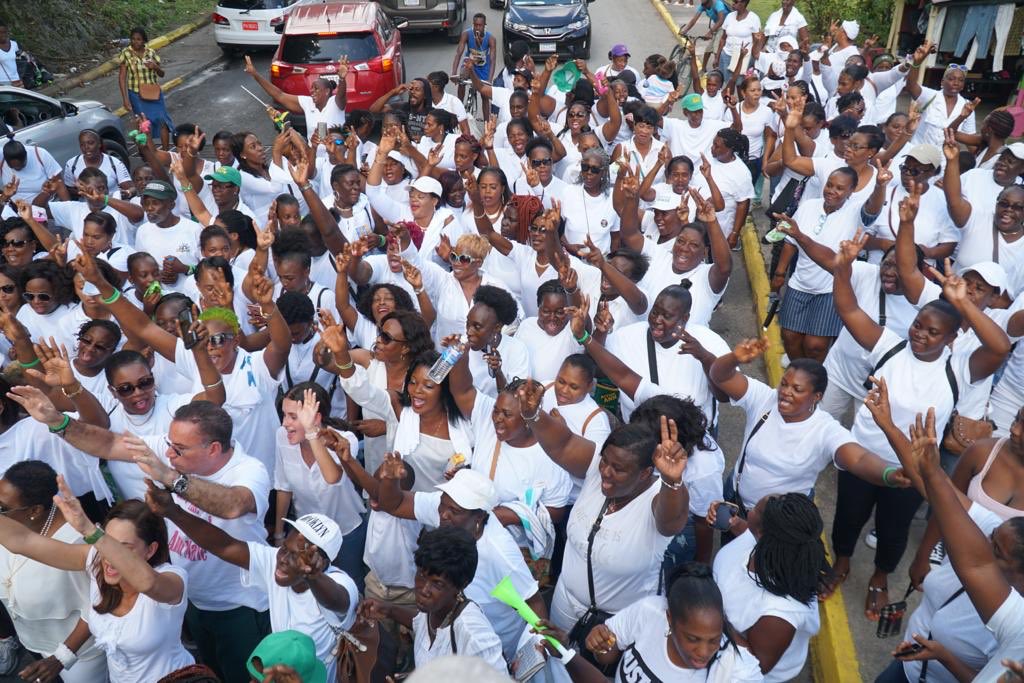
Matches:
[993,223,1000,263]
[585,499,611,610]
[646,329,659,385]
[863,340,908,391]
[918,587,967,682]
[945,355,959,406]
[487,439,502,480]
[878,287,887,328]
[580,406,603,435]
[734,410,771,511]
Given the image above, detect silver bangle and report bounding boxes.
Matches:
[660,477,684,490]
[52,643,77,669]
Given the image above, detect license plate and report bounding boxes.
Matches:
[402,0,420,5]
[242,21,259,31]
[321,74,340,83]
[539,42,556,53]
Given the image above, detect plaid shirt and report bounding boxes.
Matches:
[119,47,160,92]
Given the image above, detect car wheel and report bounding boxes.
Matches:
[217,43,238,58]
[489,0,503,8]
[102,138,131,172]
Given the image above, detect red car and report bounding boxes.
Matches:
[270,2,407,112]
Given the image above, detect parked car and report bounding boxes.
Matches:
[271,2,407,114]
[213,0,311,54]
[376,0,466,44]
[502,0,592,63]
[0,86,128,168]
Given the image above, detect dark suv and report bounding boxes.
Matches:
[377,0,466,43]
[502,0,593,63]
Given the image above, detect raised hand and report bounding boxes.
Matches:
[908,408,941,479]
[296,387,321,435]
[652,416,687,483]
[319,311,350,359]
[906,102,922,135]
[124,434,175,486]
[863,376,893,428]
[690,187,716,223]
[336,55,350,80]
[380,452,405,480]
[244,55,258,76]
[928,258,968,306]
[400,259,423,290]
[619,164,639,200]
[833,229,868,269]
[594,299,614,335]
[53,475,94,537]
[144,478,177,517]
[6,385,64,427]
[564,295,590,338]
[676,328,707,358]
[874,158,893,187]
[942,127,959,162]
[521,160,541,188]
[557,259,578,293]
[516,379,545,421]
[288,156,310,186]
[732,337,768,364]
[898,182,922,223]
[1,176,19,202]
[26,338,75,389]
[435,233,453,263]
[784,98,805,129]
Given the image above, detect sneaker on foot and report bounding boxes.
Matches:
[0,636,19,675]
[865,529,877,549]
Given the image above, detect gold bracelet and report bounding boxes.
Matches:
[61,383,84,399]
[335,360,354,372]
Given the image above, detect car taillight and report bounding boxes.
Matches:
[269,16,285,27]
[367,57,393,74]
[270,62,306,78]
[211,12,229,26]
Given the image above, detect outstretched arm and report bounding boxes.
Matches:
[149,481,250,569]
[832,231,883,351]
[243,56,302,114]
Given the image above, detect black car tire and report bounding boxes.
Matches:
[217,43,238,58]
[489,0,504,7]
[102,138,131,172]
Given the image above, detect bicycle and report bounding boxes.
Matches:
[450,73,482,120]
[669,35,696,96]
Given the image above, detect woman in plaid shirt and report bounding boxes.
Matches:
[118,27,175,150]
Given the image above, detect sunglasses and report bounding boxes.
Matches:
[111,375,156,397]
[2,239,28,249]
[530,158,553,168]
[567,110,588,119]
[448,253,477,264]
[579,164,603,175]
[528,224,547,233]
[0,284,14,294]
[377,329,407,345]
[997,199,1024,212]
[899,164,930,177]
[845,142,871,151]
[22,292,52,302]
[208,332,236,347]
[945,63,968,72]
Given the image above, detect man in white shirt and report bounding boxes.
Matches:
[661,94,720,164]
[134,180,203,292]
[1,141,68,201]
[12,395,273,683]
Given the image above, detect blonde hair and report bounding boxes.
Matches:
[455,233,492,260]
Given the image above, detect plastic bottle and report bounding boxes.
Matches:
[428,336,466,382]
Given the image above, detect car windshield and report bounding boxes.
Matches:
[280,33,379,63]
[512,0,580,6]
[218,0,298,9]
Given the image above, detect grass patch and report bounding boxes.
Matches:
[5,0,212,68]
[748,0,781,24]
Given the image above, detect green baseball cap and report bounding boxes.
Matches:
[680,93,703,112]
[140,179,177,201]
[247,631,326,683]
[203,165,242,187]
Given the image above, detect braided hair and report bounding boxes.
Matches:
[714,128,748,163]
[506,193,543,243]
[752,493,829,605]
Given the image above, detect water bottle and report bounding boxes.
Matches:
[428,336,466,382]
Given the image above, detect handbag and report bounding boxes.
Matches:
[138,81,161,101]
[942,409,995,456]
[566,499,616,675]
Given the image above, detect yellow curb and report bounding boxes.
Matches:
[648,0,690,49]
[739,222,784,386]
[113,75,185,117]
[42,16,211,96]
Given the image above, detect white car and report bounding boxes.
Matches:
[212,0,312,53]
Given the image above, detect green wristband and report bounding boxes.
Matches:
[101,288,121,305]
[882,466,898,488]
[575,330,592,345]
[48,414,71,434]
[17,358,41,369]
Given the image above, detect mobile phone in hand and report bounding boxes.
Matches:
[712,503,738,530]
[178,308,199,350]
[317,121,328,140]
[893,643,924,658]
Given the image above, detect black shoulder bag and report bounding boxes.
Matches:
[567,499,617,675]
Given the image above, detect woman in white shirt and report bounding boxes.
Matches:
[904,59,976,151]
[712,493,824,682]
[515,279,587,383]
[708,129,755,250]
[361,525,506,673]
[0,461,106,683]
[612,107,666,184]
[719,0,761,78]
[14,260,74,344]
[232,132,293,219]
[562,148,620,253]
[733,77,774,199]
[0,484,192,683]
[243,55,347,146]
[763,0,808,52]
[584,562,764,682]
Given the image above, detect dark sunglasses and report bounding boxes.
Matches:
[997,199,1024,212]
[835,131,854,139]
[579,164,603,175]
[567,110,588,119]
[2,239,28,249]
[0,284,15,294]
[448,253,477,264]
[111,375,156,397]
[22,292,52,302]
[377,329,408,345]
[528,224,547,233]
[899,164,929,177]
[530,158,553,168]
[208,332,236,347]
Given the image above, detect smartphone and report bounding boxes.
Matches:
[893,643,924,658]
[178,308,199,350]
[317,121,328,140]
[712,502,739,530]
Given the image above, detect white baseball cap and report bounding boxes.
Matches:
[410,176,443,197]
[436,468,496,512]
[283,513,343,561]
[841,20,860,40]
[906,144,943,169]
[1006,142,1024,160]
[651,186,680,211]
[960,261,1009,295]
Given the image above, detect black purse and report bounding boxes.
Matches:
[566,499,616,675]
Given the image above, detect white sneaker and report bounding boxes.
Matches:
[864,529,877,549]
[0,636,19,675]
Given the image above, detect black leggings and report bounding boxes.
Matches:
[831,470,923,573]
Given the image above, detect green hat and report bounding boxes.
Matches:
[203,165,242,187]
[140,179,177,201]
[552,61,581,93]
[680,93,703,112]
[247,630,326,683]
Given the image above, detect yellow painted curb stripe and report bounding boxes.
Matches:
[113,75,185,118]
[739,222,784,386]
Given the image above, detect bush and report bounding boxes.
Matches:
[754,0,892,47]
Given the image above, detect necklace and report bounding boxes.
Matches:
[124,403,157,428]
[485,207,503,222]
[2,506,58,591]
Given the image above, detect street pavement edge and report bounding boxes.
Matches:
[644,1,864,679]
[40,15,213,98]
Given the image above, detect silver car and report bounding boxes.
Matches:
[0,86,129,168]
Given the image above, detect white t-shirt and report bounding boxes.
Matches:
[732,378,853,510]
[141,434,272,612]
[364,510,421,589]
[62,153,131,193]
[85,551,194,683]
[850,328,974,465]
[785,198,862,294]
[48,200,135,248]
[864,182,959,265]
[723,12,762,62]
[739,102,774,159]
[504,241,601,319]
[955,211,1024,298]
[713,530,819,683]
[975,589,1024,681]
[0,417,111,502]
[560,186,620,253]
[513,319,583,384]
[822,262,940,399]
[273,427,364,536]
[176,340,282,474]
[708,157,754,235]
[411,601,507,673]
[433,91,470,123]
[15,303,71,345]
[764,7,807,51]
[1,145,62,201]
[911,87,976,150]
[662,117,720,164]
[134,217,203,290]
[466,334,532,398]
[242,542,358,680]
[639,244,725,327]
[606,321,729,421]
[606,596,764,683]
[0,39,18,85]
[298,95,346,144]
[107,393,192,501]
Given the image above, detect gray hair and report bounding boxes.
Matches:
[578,147,612,195]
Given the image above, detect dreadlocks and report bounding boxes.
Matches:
[507,193,543,244]
[752,493,828,605]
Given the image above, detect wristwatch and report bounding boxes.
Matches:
[170,473,190,495]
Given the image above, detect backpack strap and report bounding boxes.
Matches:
[646,329,659,384]
[945,356,959,406]
[863,340,908,391]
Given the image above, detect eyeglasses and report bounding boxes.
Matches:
[22,292,52,303]
[567,110,588,119]
[530,158,553,168]
[377,329,407,345]
[0,284,14,294]
[207,332,236,347]
[812,213,828,236]
[528,224,547,233]
[164,437,191,459]
[579,164,603,175]
[111,375,156,397]
[997,199,1024,212]
[899,164,929,177]
[2,239,28,249]
[845,143,871,151]
[0,504,31,515]
[449,253,477,264]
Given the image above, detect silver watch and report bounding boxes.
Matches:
[170,473,190,495]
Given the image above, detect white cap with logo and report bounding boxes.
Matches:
[283,513,343,561]
[436,468,496,512]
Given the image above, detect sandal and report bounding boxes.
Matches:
[865,584,888,621]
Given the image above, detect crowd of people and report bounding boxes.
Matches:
[0,2,1022,682]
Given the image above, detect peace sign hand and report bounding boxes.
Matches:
[564,294,590,338]
[873,158,894,187]
[515,379,545,421]
[652,416,687,484]
[690,188,716,223]
[594,300,614,335]
[400,259,422,290]
[927,258,968,306]
[521,160,541,188]
[898,183,922,223]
